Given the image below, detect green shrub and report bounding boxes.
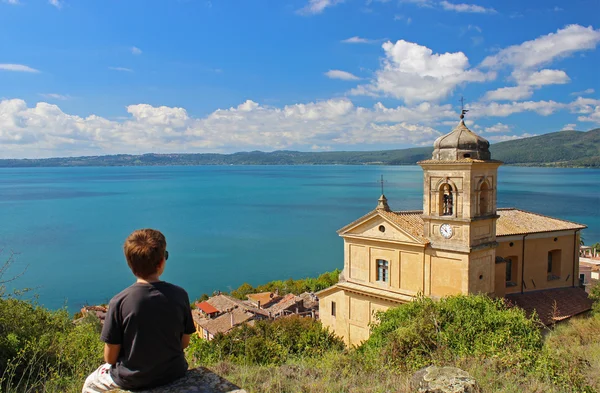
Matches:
[187,315,345,366]
[359,294,543,371]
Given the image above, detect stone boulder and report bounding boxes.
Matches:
[109,367,247,393]
[411,366,479,393]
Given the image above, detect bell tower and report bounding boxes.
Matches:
[418,111,502,295]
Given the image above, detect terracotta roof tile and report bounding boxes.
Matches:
[505,287,592,325]
[495,208,586,236]
[340,208,585,241]
[196,301,219,314]
[268,294,302,315]
[193,307,255,336]
[379,210,429,243]
[247,292,281,306]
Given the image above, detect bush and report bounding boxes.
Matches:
[359,294,543,371]
[228,270,340,300]
[0,297,103,393]
[187,315,345,366]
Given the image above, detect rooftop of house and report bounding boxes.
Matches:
[267,293,302,315]
[205,294,269,317]
[196,301,219,315]
[247,291,281,306]
[505,287,592,325]
[192,306,255,336]
[339,208,587,244]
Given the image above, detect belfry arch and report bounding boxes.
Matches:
[477,178,492,216]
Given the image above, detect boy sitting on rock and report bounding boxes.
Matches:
[83,229,196,392]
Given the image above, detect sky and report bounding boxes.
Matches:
[1,0,599,158]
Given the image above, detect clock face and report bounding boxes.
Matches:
[440,223,453,239]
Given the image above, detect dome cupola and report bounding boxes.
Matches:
[432,116,491,161]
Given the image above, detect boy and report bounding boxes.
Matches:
[83,229,196,392]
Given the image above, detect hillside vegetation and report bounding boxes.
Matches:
[2,128,598,168]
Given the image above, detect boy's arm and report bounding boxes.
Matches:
[181,334,191,350]
[104,343,121,365]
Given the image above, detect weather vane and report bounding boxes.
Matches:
[460,96,469,119]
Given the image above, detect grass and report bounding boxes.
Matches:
[192,313,600,393]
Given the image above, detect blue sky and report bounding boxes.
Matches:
[1,0,599,158]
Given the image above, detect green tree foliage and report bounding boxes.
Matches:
[187,315,345,366]
[359,295,543,371]
[220,269,339,301]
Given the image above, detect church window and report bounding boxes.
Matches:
[376,259,389,283]
[331,301,336,317]
[479,182,490,215]
[505,256,518,287]
[439,183,454,216]
[547,250,561,280]
[505,258,512,282]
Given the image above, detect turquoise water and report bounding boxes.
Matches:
[0,166,598,312]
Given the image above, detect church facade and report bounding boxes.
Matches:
[318,118,588,346]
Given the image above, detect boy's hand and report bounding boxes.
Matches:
[181,334,191,350]
[104,343,121,365]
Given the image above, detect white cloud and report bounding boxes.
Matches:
[0,98,458,158]
[561,123,577,131]
[48,0,62,8]
[468,24,482,33]
[39,93,70,101]
[325,70,361,80]
[3,0,20,4]
[513,69,570,86]
[440,1,496,13]
[553,6,563,11]
[297,0,343,15]
[350,40,493,103]
[341,36,379,44]
[0,64,40,73]
[483,86,533,101]
[399,0,434,8]
[393,14,412,24]
[481,24,600,70]
[469,100,567,117]
[571,98,600,124]
[484,123,511,133]
[570,88,595,96]
[488,133,536,142]
[108,66,133,72]
[131,46,142,55]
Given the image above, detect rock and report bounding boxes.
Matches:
[109,367,247,393]
[410,366,479,393]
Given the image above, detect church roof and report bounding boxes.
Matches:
[495,208,587,236]
[431,120,492,161]
[505,287,592,325]
[338,208,586,241]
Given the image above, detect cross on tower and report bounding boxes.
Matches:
[379,175,385,195]
[460,96,469,119]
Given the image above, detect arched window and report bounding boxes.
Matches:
[438,183,454,216]
[479,181,489,215]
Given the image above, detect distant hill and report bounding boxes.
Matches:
[490,128,600,167]
[1,128,599,168]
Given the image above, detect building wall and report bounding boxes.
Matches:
[495,231,580,294]
[318,289,402,346]
[344,238,426,296]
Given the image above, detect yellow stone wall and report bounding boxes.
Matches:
[495,232,580,294]
[318,288,401,346]
[344,238,426,296]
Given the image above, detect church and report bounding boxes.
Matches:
[318,114,590,346]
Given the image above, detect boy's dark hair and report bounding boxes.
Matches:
[124,229,167,278]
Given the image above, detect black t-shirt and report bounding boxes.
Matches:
[101,281,196,390]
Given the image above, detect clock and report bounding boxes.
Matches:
[440,223,453,239]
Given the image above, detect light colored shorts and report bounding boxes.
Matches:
[82,363,121,393]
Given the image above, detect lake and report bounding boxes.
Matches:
[0,165,598,312]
